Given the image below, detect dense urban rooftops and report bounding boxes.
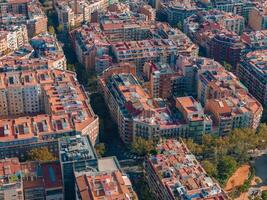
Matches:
[243,50,267,75]
[147,139,229,199]
[0,69,97,142]
[76,170,136,200]
[59,135,97,163]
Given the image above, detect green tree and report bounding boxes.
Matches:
[217,156,237,184]
[28,147,56,162]
[57,24,64,33]
[202,160,217,177]
[48,26,55,35]
[131,137,154,156]
[256,123,267,150]
[262,190,267,200]
[223,62,232,72]
[67,63,75,71]
[185,138,203,155]
[95,143,106,156]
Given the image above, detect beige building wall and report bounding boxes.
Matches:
[249,8,263,30]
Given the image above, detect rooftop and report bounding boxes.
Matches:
[147,139,228,199]
[76,170,136,200]
[59,135,97,163]
[106,73,182,128]
[0,158,22,191]
[21,161,63,190]
[0,69,96,142]
[244,50,267,76]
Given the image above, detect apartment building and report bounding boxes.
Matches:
[111,26,197,71]
[176,96,212,139]
[241,30,267,50]
[22,161,63,200]
[0,0,47,38]
[0,158,24,200]
[107,2,130,13]
[159,0,201,26]
[176,55,226,97]
[184,19,244,68]
[54,0,116,31]
[111,39,178,71]
[0,25,28,56]
[0,0,28,16]
[0,158,63,200]
[210,0,255,22]
[99,72,189,144]
[0,58,49,72]
[0,32,66,71]
[209,31,245,68]
[237,50,267,107]
[249,2,267,30]
[218,13,245,35]
[72,16,197,72]
[184,10,245,35]
[139,5,156,21]
[0,69,99,160]
[75,157,137,200]
[143,62,183,99]
[54,1,75,31]
[0,34,8,55]
[30,33,67,70]
[59,135,98,200]
[99,67,216,143]
[144,139,229,200]
[199,67,263,135]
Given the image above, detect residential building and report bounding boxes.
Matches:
[139,5,156,21]
[59,135,98,200]
[237,50,267,106]
[248,2,267,30]
[54,0,116,31]
[0,57,50,72]
[30,33,67,70]
[144,139,229,200]
[175,55,262,135]
[184,10,245,35]
[0,69,99,160]
[184,19,244,68]
[209,31,245,68]
[99,72,188,143]
[0,158,63,200]
[22,161,63,200]
[210,0,255,22]
[0,0,47,38]
[159,0,201,26]
[143,62,183,99]
[176,96,212,139]
[199,67,263,135]
[0,25,28,56]
[0,158,23,200]
[176,55,226,97]
[71,19,197,72]
[241,30,267,50]
[75,156,137,200]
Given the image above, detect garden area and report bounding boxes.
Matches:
[185,124,267,199]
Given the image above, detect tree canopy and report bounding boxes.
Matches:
[48,26,55,35]
[131,137,155,156]
[262,191,267,200]
[27,147,56,162]
[95,143,106,157]
[185,125,267,185]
